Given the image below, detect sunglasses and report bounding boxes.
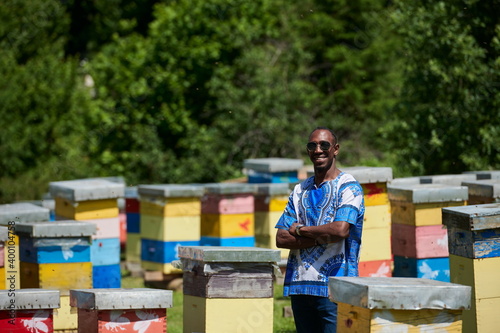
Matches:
[306,141,333,151]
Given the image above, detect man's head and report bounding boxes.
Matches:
[307,127,339,171]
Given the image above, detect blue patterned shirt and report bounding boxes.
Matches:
[275,172,364,297]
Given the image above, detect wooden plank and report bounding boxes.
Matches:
[55,197,119,220]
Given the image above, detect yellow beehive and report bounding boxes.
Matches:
[55,197,119,220]
[337,303,463,332]
[183,295,273,333]
[140,197,201,217]
[20,261,92,291]
[140,214,200,241]
[391,201,466,226]
[363,204,391,229]
[361,182,389,206]
[254,211,282,237]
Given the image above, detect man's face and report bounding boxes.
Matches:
[307,129,339,171]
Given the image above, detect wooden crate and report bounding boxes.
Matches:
[363,204,391,229]
[91,238,120,266]
[391,201,466,226]
[202,193,254,215]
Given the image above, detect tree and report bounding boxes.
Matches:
[383,0,500,175]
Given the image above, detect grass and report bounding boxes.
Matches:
[121,272,296,333]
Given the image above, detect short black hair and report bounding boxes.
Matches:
[309,126,338,144]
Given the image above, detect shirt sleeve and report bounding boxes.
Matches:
[333,180,364,225]
[275,191,298,230]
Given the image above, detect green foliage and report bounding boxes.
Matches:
[383,0,500,176]
[0,0,95,202]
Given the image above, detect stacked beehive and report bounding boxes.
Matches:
[0,203,50,290]
[254,183,290,261]
[180,246,280,333]
[70,288,173,333]
[443,203,500,332]
[49,179,125,288]
[244,158,303,184]
[343,167,393,277]
[16,221,95,331]
[201,183,257,247]
[329,277,471,332]
[139,184,204,275]
[0,289,60,332]
[461,179,500,205]
[124,186,141,264]
[389,183,468,282]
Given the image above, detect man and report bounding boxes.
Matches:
[275,127,364,333]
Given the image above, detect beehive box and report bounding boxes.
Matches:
[419,173,477,186]
[461,179,500,205]
[391,224,449,258]
[49,179,124,220]
[0,289,59,333]
[0,203,50,291]
[70,288,173,333]
[180,246,279,333]
[388,184,468,226]
[244,158,303,184]
[443,203,500,332]
[329,277,471,332]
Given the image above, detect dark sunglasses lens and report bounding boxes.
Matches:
[319,142,331,150]
[306,142,317,151]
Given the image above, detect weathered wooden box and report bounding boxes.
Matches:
[0,289,59,333]
[180,246,279,333]
[443,203,500,258]
[461,179,500,205]
[358,259,392,277]
[329,277,471,332]
[70,288,173,333]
